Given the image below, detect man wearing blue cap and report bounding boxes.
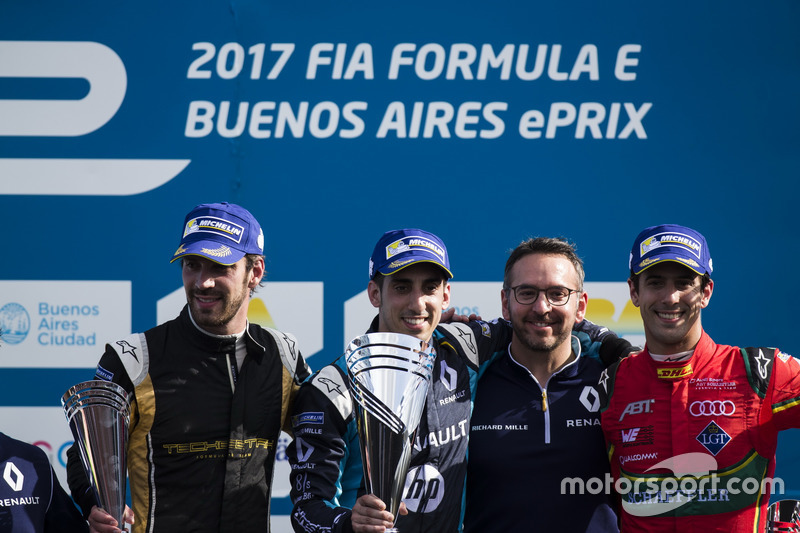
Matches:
[599,224,800,532]
[287,228,514,533]
[287,230,624,533]
[66,202,311,533]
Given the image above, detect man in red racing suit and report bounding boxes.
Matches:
[599,224,800,532]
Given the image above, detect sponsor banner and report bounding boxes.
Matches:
[583,282,645,348]
[273,431,292,498]
[0,281,131,368]
[156,283,324,357]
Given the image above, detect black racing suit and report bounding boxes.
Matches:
[66,305,310,533]
[287,317,625,533]
[288,317,510,533]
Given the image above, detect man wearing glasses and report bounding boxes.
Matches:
[465,237,620,533]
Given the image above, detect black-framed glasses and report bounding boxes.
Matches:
[505,285,580,306]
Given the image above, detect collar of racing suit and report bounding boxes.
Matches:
[641,331,714,381]
[179,305,266,363]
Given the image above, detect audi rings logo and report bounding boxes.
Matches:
[689,400,735,417]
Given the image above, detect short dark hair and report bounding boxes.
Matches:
[245,254,265,293]
[371,272,386,289]
[503,237,585,291]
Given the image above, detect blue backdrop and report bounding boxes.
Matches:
[1,1,798,528]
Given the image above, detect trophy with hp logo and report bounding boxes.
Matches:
[62,380,131,528]
[345,332,436,533]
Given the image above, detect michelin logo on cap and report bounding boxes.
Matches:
[386,237,446,262]
[640,232,702,259]
[630,224,712,276]
[369,228,453,280]
[184,216,245,244]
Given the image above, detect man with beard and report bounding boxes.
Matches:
[464,237,620,533]
[66,202,311,533]
[289,232,629,533]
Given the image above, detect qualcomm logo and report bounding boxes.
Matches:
[0,41,189,196]
[0,302,30,345]
[3,462,24,491]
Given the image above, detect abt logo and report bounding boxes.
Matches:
[619,399,655,421]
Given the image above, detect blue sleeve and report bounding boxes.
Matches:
[574,318,638,366]
[45,464,90,532]
[288,365,360,533]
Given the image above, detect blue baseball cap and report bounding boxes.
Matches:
[630,224,712,276]
[170,202,264,265]
[369,229,453,281]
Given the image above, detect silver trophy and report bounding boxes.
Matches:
[766,500,800,532]
[345,332,436,533]
[62,380,131,527]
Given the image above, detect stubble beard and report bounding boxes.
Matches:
[189,279,249,331]
[511,309,573,354]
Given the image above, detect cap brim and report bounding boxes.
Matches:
[633,255,708,276]
[170,241,246,266]
[378,259,453,279]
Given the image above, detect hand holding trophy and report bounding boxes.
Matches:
[345,332,436,533]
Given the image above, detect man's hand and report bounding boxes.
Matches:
[88,505,134,533]
[351,494,406,533]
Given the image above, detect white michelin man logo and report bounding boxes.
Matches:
[403,464,444,513]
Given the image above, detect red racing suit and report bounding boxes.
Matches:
[599,331,800,532]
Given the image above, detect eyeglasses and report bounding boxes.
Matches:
[505,285,580,306]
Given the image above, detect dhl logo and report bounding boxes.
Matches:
[656,365,693,379]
